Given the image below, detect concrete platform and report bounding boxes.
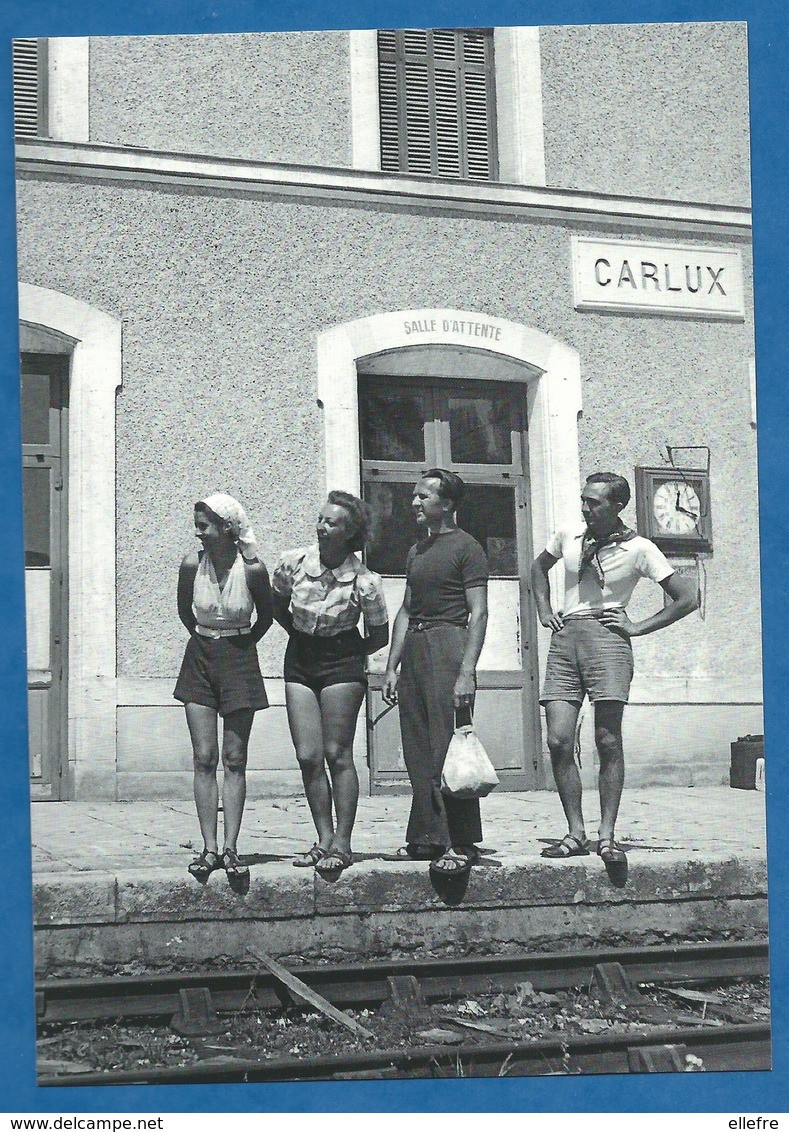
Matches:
[30,787,769,975]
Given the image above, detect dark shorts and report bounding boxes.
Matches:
[540,615,634,705]
[173,633,269,717]
[284,629,367,695]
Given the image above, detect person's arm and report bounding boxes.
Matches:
[530,548,564,631]
[272,592,294,635]
[177,554,198,634]
[365,622,389,655]
[452,585,488,706]
[270,554,295,635]
[245,560,274,643]
[381,584,412,705]
[598,572,699,637]
[360,574,390,655]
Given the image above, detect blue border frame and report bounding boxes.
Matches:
[1,0,786,1113]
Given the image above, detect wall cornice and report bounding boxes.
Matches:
[16,139,751,236]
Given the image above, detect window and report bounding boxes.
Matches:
[13,38,48,138]
[377,28,498,180]
[359,376,524,575]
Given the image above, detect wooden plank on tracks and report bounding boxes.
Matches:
[246,946,374,1039]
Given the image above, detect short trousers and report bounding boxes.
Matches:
[173,632,269,717]
[284,629,367,695]
[540,615,634,705]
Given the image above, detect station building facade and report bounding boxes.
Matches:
[14,23,761,801]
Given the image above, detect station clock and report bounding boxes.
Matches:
[634,466,712,554]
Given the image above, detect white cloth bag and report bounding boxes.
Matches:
[440,720,500,799]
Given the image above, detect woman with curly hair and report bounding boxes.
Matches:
[272,491,389,875]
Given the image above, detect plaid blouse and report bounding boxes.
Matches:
[272,545,388,637]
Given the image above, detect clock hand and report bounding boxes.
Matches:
[676,505,699,520]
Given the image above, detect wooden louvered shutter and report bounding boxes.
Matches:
[378,28,498,180]
[13,39,47,138]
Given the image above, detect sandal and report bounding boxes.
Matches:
[385,844,442,861]
[187,849,222,882]
[540,834,590,859]
[597,838,626,864]
[315,848,353,875]
[429,847,478,877]
[292,844,329,868]
[221,848,250,879]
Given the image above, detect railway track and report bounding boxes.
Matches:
[39,1023,770,1085]
[36,939,770,1084]
[36,939,769,1023]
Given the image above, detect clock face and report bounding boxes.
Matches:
[653,480,702,536]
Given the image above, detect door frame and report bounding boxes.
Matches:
[19,286,123,800]
[316,309,583,788]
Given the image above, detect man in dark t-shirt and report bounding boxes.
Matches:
[383,469,489,877]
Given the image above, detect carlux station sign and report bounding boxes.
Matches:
[571,236,745,320]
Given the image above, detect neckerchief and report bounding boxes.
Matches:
[579,523,638,588]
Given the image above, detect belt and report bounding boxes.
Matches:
[563,609,619,621]
[195,624,252,639]
[407,620,461,633]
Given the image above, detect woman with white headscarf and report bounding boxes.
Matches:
[174,493,272,883]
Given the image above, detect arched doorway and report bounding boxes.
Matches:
[316,309,583,791]
[19,285,122,799]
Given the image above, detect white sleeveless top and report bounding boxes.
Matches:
[192,551,254,630]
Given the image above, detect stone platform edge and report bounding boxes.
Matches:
[33,852,768,927]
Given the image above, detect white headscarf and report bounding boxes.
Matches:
[199,492,259,562]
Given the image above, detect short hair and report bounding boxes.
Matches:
[585,472,631,509]
[327,490,371,552]
[422,468,465,507]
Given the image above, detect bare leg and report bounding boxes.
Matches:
[544,699,585,840]
[594,700,626,841]
[285,682,334,849]
[220,708,255,852]
[185,703,220,853]
[319,682,366,855]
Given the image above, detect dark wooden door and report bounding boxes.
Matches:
[359,375,540,793]
[22,353,68,800]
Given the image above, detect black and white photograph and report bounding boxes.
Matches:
[12,19,768,1087]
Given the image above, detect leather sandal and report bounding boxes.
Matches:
[385,844,442,861]
[292,844,329,868]
[221,848,250,879]
[597,838,626,864]
[429,847,478,877]
[540,834,590,859]
[315,848,353,875]
[187,849,222,881]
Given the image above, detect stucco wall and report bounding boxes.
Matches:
[84,24,750,205]
[540,22,751,205]
[88,32,352,166]
[14,177,759,696]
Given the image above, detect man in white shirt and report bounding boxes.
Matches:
[530,472,698,865]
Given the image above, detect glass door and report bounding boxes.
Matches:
[22,353,68,799]
[359,375,540,792]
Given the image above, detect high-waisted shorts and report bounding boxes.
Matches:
[284,629,367,694]
[540,614,634,705]
[173,633,269,717]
